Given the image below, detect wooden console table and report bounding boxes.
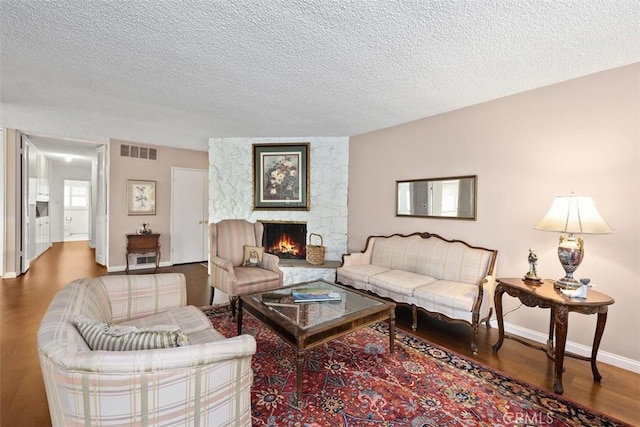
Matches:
[125,233,161,274]
[492,277,614,394]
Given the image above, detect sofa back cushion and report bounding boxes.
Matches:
[369,234,493,285]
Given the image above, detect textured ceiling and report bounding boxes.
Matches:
[1,1,639,152]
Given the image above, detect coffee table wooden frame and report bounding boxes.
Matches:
[238,280,396,405]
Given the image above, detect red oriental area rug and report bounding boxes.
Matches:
[205,306,629,427]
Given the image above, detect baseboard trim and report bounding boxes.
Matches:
[1,272,17,279]
[490,319,640,373]
[107,261,172,273]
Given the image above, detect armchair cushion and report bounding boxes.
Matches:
[73,316,186,351]
[242,245,264,267]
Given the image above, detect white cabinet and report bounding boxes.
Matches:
[36,152,50,201]
[27,141,52,258]
[35,216,51,256]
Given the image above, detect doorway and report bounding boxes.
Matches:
[171,168,208,264]
[63,180,90,241]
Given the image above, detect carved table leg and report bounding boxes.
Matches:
[154,248,161,272]
[547,306,555,351]
[553,305,569,394]
[492,285,506,353]
[591,309,608,382]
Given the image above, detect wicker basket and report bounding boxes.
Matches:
[306,233,326,265]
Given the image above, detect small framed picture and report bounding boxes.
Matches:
[127,180,156,215]
[252,143,310,210]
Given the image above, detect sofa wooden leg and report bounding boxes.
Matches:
[484,307,493,329]
[209,287,215,305]
[471,324,479,355]
[411,305,418,330]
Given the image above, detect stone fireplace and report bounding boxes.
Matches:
[261,221,307,260]
[209,136,349,286]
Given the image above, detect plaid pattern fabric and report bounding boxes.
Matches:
[99,273,187,323]
[38,273,256,426]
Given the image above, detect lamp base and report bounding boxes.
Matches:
[554,277,581,290]
[556,234,584,290]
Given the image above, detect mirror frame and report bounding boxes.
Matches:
[396,175,477,220]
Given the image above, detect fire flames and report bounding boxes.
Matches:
[267,233,303,257]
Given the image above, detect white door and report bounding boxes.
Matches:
[94,145,108,266]
[21,136,32,273]
[171,168,208,264]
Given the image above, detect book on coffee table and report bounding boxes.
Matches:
[291,288,341,303]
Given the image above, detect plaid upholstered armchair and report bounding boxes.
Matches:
[209,220,284,316]
[38,273,255,426]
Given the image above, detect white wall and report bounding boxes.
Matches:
[349,64,639,368]
[209,137,349,263]
[0,129,4,276]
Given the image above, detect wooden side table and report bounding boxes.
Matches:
[492,277,614,394]
[125,233,161,274]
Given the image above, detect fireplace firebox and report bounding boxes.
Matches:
[261,221,307,259]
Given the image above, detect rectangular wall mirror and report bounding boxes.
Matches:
[396,175,477,220]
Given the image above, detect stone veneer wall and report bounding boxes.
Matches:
[208,137,349,285]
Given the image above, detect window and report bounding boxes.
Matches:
[64,180,90,208]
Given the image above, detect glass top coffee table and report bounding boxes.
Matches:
[238,279,396,405]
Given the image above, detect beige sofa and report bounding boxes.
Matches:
[337,232,498,354]
[38,273,256,426]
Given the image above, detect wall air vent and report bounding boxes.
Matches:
[120,144,158,160]
[135,255,157,265]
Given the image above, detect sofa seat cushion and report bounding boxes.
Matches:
[235,266,281,287]
[368,270,438,296]
[121,305,225,345]
[337,265,391,285]
[412,280,479,316]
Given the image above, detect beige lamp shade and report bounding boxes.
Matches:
[535,193,613,235]
[535,193,613,289]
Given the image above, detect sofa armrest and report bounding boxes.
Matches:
[40,335,257,426]
[211,255,233,272]
[479,274,496,306]
[342,252,367,267]
[99,273,187,322]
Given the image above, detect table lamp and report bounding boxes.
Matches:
[534,192,613,289]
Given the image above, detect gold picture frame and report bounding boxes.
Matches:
[252,143,310,210]
[127,179,156,215]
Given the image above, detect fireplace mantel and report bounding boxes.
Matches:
[278,259,341,269]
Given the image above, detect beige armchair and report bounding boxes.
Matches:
[209,220,283,316]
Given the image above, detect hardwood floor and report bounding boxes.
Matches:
[1,241,638,426]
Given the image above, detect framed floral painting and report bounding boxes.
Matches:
[127,179,156,215]
[253,143,310,210]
